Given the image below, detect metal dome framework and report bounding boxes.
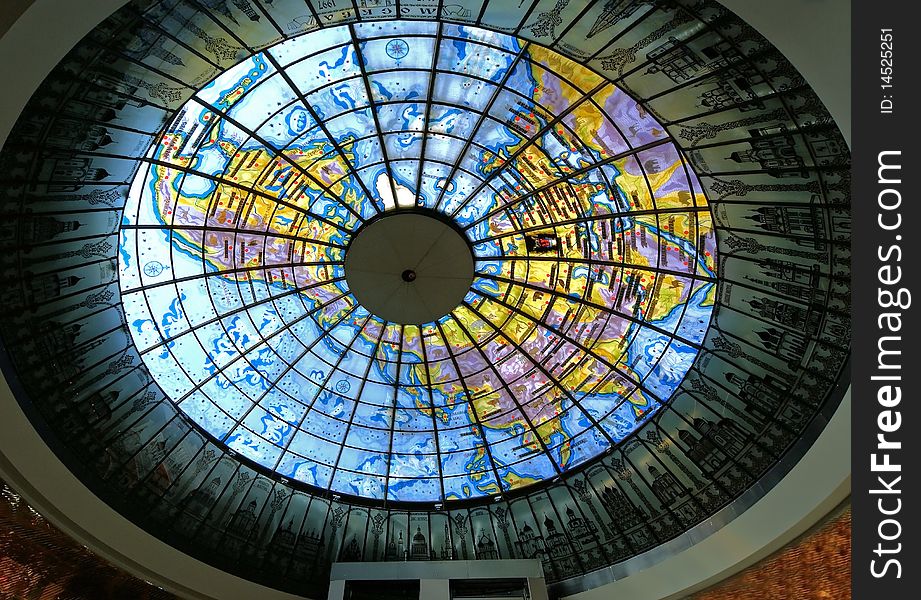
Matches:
[0,1,850,598]
[116,19,717,505]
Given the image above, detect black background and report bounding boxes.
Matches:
[852,2,919,598]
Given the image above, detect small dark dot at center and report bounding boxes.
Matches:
[401,269,417,282]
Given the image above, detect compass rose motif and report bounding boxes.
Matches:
[143,261,166,277]
[385,38,409,61]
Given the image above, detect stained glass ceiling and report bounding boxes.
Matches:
[119,21,716,503]
[0,0,852,594]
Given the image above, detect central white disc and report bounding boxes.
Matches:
[344,211,475,325]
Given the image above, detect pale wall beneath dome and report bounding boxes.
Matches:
[0,2,851,600]
[0,0,31,39]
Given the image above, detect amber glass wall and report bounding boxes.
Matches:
[688,507,851,600]
[0,478,175,600]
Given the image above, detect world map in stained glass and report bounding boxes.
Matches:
[119,21,717,503]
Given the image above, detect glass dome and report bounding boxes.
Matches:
[119,22,715,502]
[0,0,850,596]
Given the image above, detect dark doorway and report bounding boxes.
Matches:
[451,578,529,599]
